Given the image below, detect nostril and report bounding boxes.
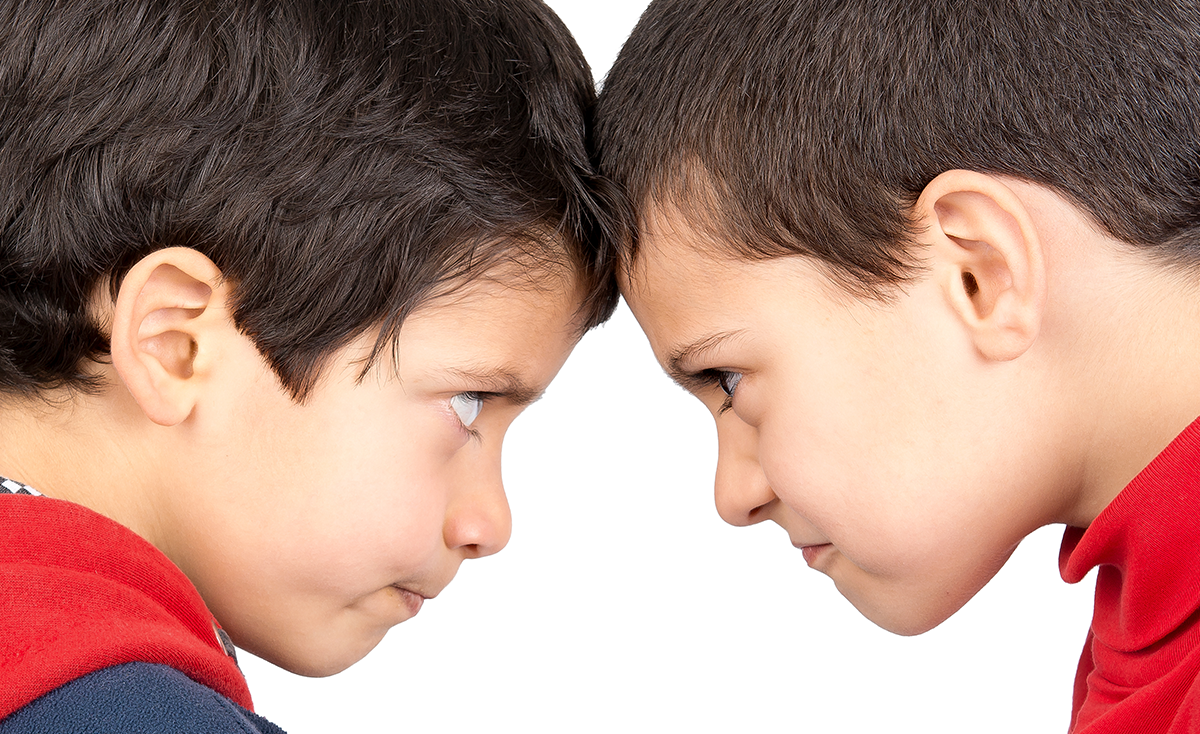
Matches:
[745,498,776,525]
[712,423,774,527]
[444,501,511,558]
[714,472,778,527]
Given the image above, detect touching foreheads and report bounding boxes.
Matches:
[596,0,1200,294]
[0,0,625,401]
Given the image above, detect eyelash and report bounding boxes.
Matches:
[698,370,740,415]
[454,391,489,440]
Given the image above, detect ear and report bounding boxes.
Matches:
[110,248,231,426]
[915,170,1047,361]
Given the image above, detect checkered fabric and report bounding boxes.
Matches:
[0,476,41,496]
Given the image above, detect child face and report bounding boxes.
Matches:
[154,270,583,676]
[622,208,1070,636]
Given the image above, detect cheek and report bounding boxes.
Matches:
[187,389,463,587]
[281,428,458,584]
[762,423,1022,633]
[755,411,883,539]
[183,468,449,599]
[759,417,979,574]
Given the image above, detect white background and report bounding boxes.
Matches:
[241,2,1096,731]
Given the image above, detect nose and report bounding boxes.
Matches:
[713,419,777,527]
[443,463,512,559]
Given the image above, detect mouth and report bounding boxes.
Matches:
[794,542,834,568]
[389,585,428,617]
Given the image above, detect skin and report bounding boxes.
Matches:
[623,171,1200,635]
[0,247,584,676]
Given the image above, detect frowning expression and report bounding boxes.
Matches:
[622,206,1070,635]
[156,271,584,674]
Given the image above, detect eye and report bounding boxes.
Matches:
[717,370,742,397]
[450,392,483,427]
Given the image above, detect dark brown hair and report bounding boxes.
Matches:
[596,0,1200,294]
[0,0,623,399]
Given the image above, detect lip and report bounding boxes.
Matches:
[390,585,426,617]
[795,543,834,568]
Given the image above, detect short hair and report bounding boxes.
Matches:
[0,0,622,399]
[596,0,1200,294]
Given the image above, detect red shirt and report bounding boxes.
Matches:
[1060,417,1200,733]
[0,494,252,718]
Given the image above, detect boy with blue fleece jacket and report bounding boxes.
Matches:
[0,0,622,730]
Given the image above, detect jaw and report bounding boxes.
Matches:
[827,542,1020,637]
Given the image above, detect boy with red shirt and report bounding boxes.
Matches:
[0,0,620,730]
[596,0,1200,730]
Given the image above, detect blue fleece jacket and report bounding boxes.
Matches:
[0,663,285,734]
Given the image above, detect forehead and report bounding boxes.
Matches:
[621,205,825,354]
[622,203,738,304]
[420,259,582,325]
[395,264,585,374]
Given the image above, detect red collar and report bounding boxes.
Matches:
[0,495,252,718]
[1059,416,1200,731]
[1060,418,1200,648]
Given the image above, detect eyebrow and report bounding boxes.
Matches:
[665,330,746,390]
[443,366,545,407]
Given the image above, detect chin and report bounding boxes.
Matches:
[235,627,383,678]
[837,582,964,637]
[279,652,362,678]
[871,611,949,637]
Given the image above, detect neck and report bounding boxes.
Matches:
[1052,251,1200,526]
[0,382,166,543]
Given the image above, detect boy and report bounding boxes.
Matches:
[596,0,1200,731]
[0,0,620,730]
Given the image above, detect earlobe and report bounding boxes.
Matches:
[110,248,228,426]
[917,170,1047,362]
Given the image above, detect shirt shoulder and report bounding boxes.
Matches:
[0,662,286,734]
